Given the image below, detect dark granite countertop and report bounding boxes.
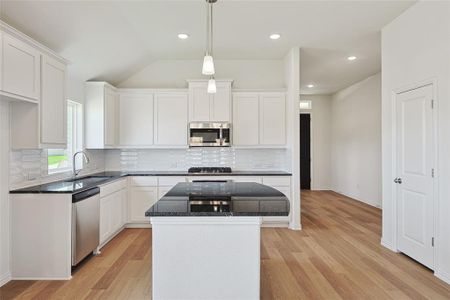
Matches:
[9,170,292,194]
[145,182,290,217]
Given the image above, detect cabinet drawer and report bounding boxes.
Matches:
[130,176,158,187]
[232,176,262,183]
[262,176,291,187]
[158,176,186,187]
[99,178,127,197]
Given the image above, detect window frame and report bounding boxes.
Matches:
[47,100,83,174]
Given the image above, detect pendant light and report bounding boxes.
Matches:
[202,0,216,75]
[207,76,217,94]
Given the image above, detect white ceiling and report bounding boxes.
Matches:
[0,0,414,94]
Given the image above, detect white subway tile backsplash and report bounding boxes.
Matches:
[10,149,106,189]
[105,148,289,171]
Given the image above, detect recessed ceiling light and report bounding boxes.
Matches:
[347,56,357,61]
[307,84,314,88]
[178,33,189,40]
[269,33,281,40]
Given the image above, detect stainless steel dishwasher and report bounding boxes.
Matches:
[72,187,100,266]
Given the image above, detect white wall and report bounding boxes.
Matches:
[300,94,332,190]
[118,59,285,89]
[0,101,11,286]
[331,73,382,207]
[381,1,450,283]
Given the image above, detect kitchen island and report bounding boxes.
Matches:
[145,181,290,300]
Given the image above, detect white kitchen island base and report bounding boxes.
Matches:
[150,216,262,300]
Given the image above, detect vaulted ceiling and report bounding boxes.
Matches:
[0,0,414,94]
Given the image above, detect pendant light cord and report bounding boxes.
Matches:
[205,0,213,56]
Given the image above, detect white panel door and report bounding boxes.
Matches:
[104,87,118,147]
[210,83,231,122]
[232,93,259,146]
[40,55,67,145]
[260,93,286,145]
[2,33,40,101]
[129,187,157,223]
[119,92,154,147]
[396,84,434,269]
[154,93,188,146]
[189,83,210,121]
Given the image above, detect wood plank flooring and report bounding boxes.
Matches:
[1,190,449,299]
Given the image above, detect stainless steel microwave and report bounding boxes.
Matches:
[189,122,231,147]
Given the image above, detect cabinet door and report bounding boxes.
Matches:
[260,93,286,145]
[154,93,188,146]
[110,191,123,233]
[104,87,117,147]
[99,195,112,245]
[40,55,67,146]
[119,92,154,147]
[210,83,231,122]
[2,33,40,101]
[189,83,210,121]
[232,93,259,146]
[129,187,157,223]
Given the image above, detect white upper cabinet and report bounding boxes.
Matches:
[189,83,210,121]
[5,23,68,149]
[40,55,67,146]
[118,91,154,147]
[259,93,286,145]
[188,80,232,122]
[210,82,232,122]
[1,32,41,102]
[104,87,118,147]
[232,93,259,146]
[154,92,188,146]
[85,82,118,149]
[232,92,286,147]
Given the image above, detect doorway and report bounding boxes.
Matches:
[395,84,435,269]
[300,113,311,190]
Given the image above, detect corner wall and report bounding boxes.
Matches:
[381,1,450,283]
[284,47,301,230]
[331,73,382,207]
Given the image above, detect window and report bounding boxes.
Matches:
[299,100,312,110]
[48,100,83,174]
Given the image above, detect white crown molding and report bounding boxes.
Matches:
[0,19,69,64]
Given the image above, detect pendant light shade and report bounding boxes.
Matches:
[202,54,215,75]
[207,77,217,94]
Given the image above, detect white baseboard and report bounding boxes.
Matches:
[381,238,398,252]
[125,223,151,228]
[11,276,71,281]
[0,272,11,287]
[435,270,450,285]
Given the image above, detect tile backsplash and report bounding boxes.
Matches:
[105,148,289,171]
[9,147,290,189]
[10,149,105,189]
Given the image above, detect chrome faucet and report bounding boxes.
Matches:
[73,151,90,177]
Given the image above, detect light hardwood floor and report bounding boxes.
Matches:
[1,190,450,299]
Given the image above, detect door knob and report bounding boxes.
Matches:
[394,178,402,184]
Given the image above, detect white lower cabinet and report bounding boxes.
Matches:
[129,186,158,223]
[99,180,127,246]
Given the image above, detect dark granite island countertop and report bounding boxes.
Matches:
[145,182,290,217]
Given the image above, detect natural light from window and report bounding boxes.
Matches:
[48,100,83,174]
